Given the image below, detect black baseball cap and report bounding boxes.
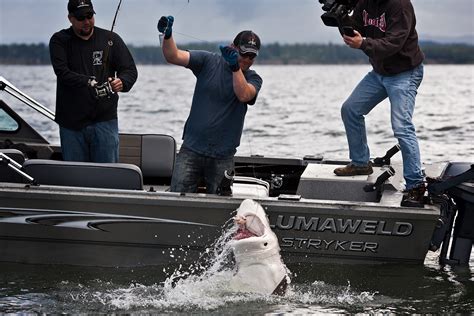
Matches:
[233,30,261,55]
[68,0,95,17]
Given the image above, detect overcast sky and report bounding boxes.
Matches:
[1,0,473,45]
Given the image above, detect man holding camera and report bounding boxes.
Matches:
[157,16,263,194]
[50,0,137,163]
[333,0,425,207]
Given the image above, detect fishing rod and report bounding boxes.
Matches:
[103,0,123,77]
[95,0,123,98]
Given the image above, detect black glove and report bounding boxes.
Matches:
[219,45,240,72]
[157,16,174,39]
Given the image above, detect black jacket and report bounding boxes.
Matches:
[349,0,424,75]
[49,26,138,130]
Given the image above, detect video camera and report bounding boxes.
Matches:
[318,0,358,27]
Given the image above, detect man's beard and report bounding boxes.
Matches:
[79,27,93,37]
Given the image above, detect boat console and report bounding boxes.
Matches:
[296,163,392,202]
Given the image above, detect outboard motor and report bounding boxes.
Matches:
[428,163,474,265]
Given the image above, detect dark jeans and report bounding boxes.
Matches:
[170,146,234,194]
[59,119,119,163]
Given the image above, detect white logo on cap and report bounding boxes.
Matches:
[248,38,257,46]
[78,1,90,8]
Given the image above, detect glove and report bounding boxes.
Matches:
[157,16,174,39]
[219,45,240,72]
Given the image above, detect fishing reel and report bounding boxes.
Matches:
[318,0,358,27]
[88,77,114,99]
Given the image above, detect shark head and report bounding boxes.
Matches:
[233,199,270,240]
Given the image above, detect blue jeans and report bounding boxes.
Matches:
[59,119,119,163]
[170,146,234,194]
[341,64,424,190]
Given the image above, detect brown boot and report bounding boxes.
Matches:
[401,184,426,208]
[334,163,373,176]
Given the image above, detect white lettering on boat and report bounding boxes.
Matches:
[281,237,379,253]
[271,215,413,236]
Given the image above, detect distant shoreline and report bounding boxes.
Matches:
[1,42,473,65]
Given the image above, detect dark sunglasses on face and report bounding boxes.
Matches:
[75,13,94,21]
[239,52,257,60]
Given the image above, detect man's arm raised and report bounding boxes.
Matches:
[158,16,190,67]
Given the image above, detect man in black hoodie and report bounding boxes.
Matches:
[333,0,425,207]
[50,0,137,163]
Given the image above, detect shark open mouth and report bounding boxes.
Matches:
[233,212,265,241]
[234,227,257,240]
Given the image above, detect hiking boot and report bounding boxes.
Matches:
[334,163,373,176]
[401,184,426,208]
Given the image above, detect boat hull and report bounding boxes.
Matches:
[0,183,439,267]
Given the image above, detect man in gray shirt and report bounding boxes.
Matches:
[157,15,263,194]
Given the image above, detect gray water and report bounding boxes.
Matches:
[0,65,473,314]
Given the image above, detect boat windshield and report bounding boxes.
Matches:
[0,108,19,132]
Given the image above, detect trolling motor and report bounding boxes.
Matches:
[428,163,474,265]
[317,0,359,27]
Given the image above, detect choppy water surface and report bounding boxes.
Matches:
[2,64,473,162]
[0,65,473,313]
[0,223,472,314]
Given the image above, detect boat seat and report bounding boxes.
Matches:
[120,134,176,180]
[22,159,144,190]
[141,134,176,179]
[0,149,27,183]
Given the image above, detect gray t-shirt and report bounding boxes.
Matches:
[182,50,263,158]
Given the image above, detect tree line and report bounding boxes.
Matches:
[1,42,473,65]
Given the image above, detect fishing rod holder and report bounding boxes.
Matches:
[363,166,395,192]
[372,144,401,167]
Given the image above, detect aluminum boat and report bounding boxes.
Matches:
[0,76,472,269]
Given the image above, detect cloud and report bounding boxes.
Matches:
[0,0,473,45]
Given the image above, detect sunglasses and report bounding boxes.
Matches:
[239,52,257,60]
[75,13,94,21]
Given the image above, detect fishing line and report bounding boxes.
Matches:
[172,31,212,44]
[174,0,190,18]
[245,132,257,179]
[166,0,212,44]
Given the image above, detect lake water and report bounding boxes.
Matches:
[0,65,473,313]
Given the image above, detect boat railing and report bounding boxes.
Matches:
[0,75,55,121]
[0,151,36,184]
